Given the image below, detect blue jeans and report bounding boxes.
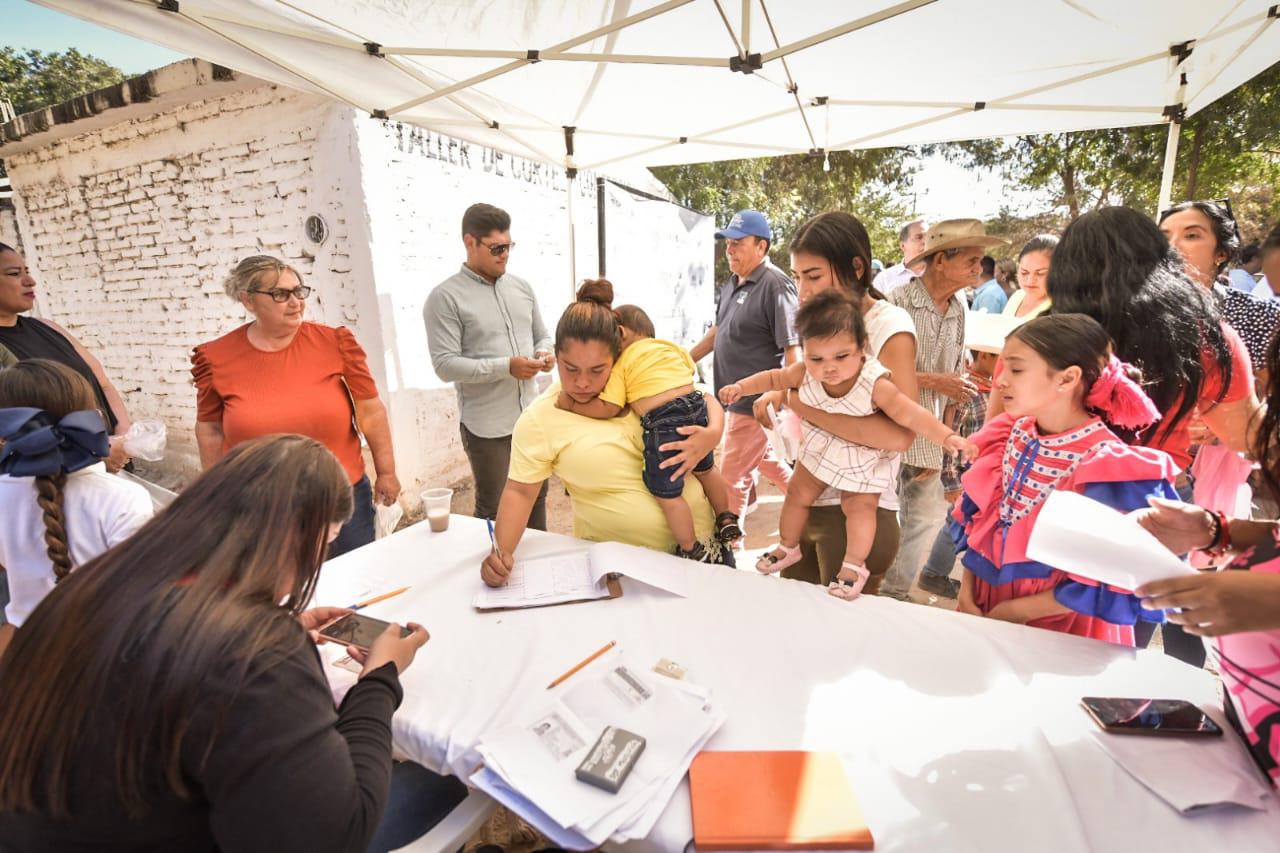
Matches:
[921,519,958,581]
[640,391,714,499]
[366,760,468,853]
[330,475,376,559]
[879,465,948,597]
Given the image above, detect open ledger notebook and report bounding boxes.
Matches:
[690,751,875,850]
[473,540,690,611]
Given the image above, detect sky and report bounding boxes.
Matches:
[2,0,1045,220]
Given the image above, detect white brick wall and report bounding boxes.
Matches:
[5,81,714,502]
[6,86,372,485]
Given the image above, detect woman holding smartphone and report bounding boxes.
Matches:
[0,435,465,852]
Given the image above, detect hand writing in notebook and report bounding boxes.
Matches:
[482,546,515,587]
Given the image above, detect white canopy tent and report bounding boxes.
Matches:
[27,0,1280,216]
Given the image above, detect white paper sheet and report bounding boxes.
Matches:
[1026,491,1196,589]
[589,540,690,597]
[473,551,611,609]
[1089,726,1272,813]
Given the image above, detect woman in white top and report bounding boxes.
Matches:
[751,212,920,590]
[0,360,152,653]
[1002,234,1058,320]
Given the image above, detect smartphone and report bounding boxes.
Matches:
[318,613,411,651]
[1081,697,1223,737]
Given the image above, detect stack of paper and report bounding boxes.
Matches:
[471,652,725,849]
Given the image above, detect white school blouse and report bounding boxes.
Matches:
[0,462,152,625]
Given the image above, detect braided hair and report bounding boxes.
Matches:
[0,360,100,580]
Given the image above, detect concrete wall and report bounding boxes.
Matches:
[4,79,715,503]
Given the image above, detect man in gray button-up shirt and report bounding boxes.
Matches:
[425,203,553,528]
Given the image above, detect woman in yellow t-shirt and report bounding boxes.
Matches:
[1002,234,1057,320]
[479,284,730,588]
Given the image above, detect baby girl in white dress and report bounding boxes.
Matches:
[719,289,975,599]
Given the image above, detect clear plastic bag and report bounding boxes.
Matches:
[122,419,167,461]
[375,502,403,539]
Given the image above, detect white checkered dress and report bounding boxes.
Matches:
[887,277,967,470]
[797,355,900,493]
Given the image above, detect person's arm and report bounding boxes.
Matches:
[720,362,805,404]
[918,371,978,402]
[195,420,226,470]
[657,393,726,480]
[425,290,529,383]
[872,377,958,447]
[0,623,13,659]
[196,638,406,852]
[353,397,400,506]
[1134,497,1278,558]
[556,390,625,419]
[1138,571,1280,636]
[480,479,544,587]
[41,318,131,434]
[689,325,716,362]
[783,344,802,366]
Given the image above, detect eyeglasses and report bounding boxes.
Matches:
[248,285,313,302]
[479,241,516,257]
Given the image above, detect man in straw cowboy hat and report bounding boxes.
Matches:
[879,219,1008,601]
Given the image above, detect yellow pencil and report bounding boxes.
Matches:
[350,586,410,611]
[546,640,616,689]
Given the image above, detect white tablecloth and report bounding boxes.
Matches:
[314,516,1280,852]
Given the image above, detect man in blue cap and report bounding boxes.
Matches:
[690,210,799,540]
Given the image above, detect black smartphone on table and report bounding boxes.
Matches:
[318,613,411,652]
[1081,697,1223,737]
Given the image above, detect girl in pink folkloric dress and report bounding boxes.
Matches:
[952,314,1179,646]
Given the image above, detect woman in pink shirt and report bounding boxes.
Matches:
[1137,330,1280,785]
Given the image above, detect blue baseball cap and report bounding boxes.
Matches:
[715,209,772,241]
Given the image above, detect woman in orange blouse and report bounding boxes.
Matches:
[192,256,400,557]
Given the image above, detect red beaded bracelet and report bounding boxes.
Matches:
[1203,509,1232,559]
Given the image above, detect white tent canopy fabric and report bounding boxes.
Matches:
[31,0,1280,206]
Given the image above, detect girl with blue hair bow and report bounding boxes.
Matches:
[0,360,151,654]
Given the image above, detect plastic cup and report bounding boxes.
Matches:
[421,488,453,532]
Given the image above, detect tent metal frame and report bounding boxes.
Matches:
[44,0,1280,217]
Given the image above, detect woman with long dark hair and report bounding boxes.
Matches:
[0,435,464,852]
[1047,207,1259,472]
[1046,206,1260,667]
[750,211,920,591]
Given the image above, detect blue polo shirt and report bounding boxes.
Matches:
[971,278,1008,314]
[713,259,799,414]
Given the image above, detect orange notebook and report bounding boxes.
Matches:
[689,751,874,851]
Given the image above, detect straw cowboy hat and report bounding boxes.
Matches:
[906,219,1008,267]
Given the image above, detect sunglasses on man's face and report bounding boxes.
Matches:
[479,241,515,257]
[249,285,312,303]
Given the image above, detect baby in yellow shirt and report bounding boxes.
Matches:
[556,300,740,560]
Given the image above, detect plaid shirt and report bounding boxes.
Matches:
[887,277,967,469]
[941,369,991,493]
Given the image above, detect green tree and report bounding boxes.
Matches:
[938,62,1280,233]
[652,148,916,280]
[0,47,125,116]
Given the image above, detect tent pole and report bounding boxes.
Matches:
[597,177,607,276]
[1157,117,1181,217]
[567,177,578,296]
